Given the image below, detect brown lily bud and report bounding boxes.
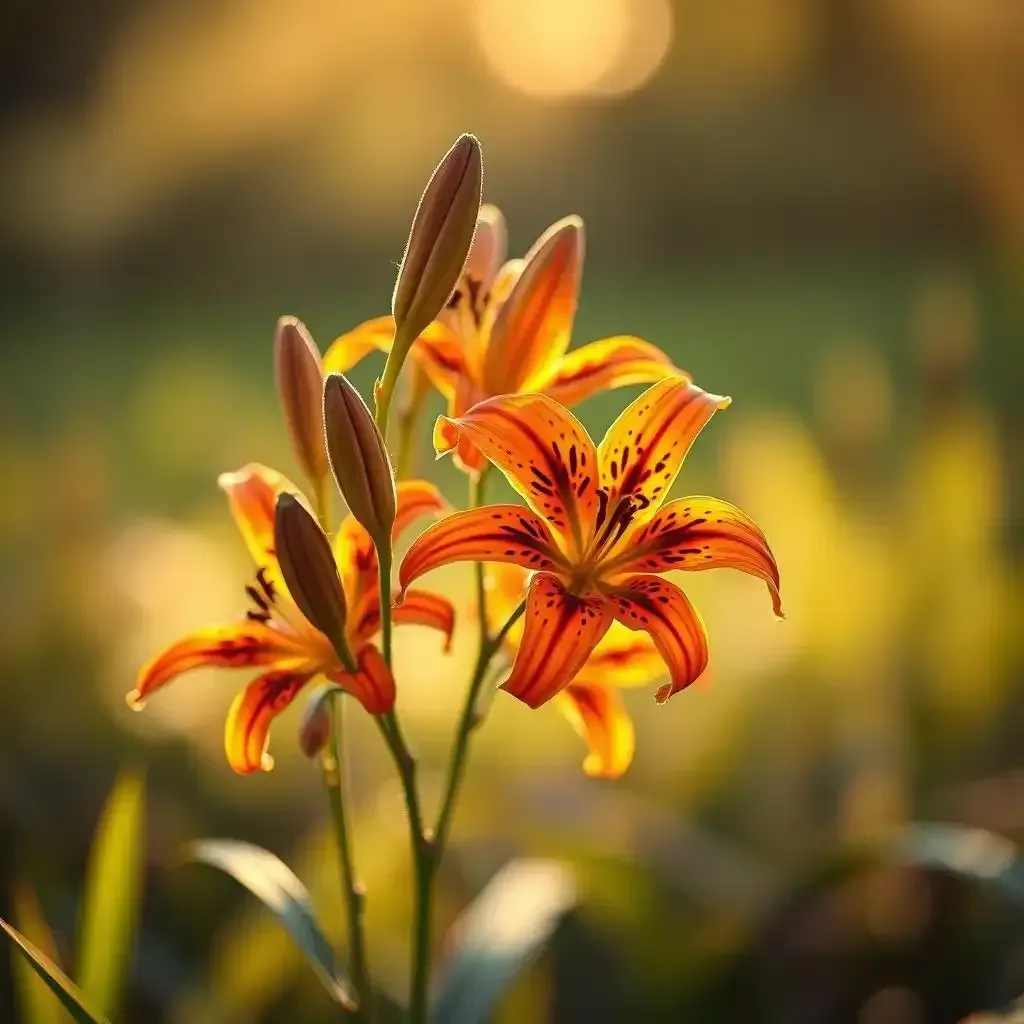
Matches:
[392,133,483,354]
[298,683,343,759]
[274,316,328,486]
[323,372,396,547]
[273,494,349,658]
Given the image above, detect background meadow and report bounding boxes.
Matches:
[1,1,1022,1021]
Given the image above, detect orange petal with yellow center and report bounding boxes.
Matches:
[606,497,783,617]
[597,378,729,524]
[327,644,395,715]
[558,680,635,779]
[398,505,567,594]
[218,463,307,601]
[224,668,314,774]
[501,573,614,709]
[483,216,583,395]
[575,622,665,689]
[434,393,598,549]
[129,622,313,708]
[603,575,709,704]
[530,335,683,406]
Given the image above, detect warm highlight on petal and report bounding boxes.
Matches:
[130,623,311,707]
[392,589,456,651]
[501,573,614,709]
[224,669,314,774]
[576,623,665,689]
[399,505,567,593]
[604,575,709,704]
[328,644,395,715]
[531,336,682,406]
[394,479,449,539]
[558,681,635,779]
[597,378,729,522]
[411,320,472,401]
[483,216,583,394]
[607,497,783,616]
[433,393,598,548]
[323,316,394,375]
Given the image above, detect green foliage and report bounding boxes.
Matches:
[76,769,146,1019]
[11,887,64,1024]
[432,859,577,1024]
[0,918,111,1024]
[187,838,357,1012]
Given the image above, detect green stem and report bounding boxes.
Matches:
[373,328,411,440]
[324,697,373,1019]
[377,547,394,667]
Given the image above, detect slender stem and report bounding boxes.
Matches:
[377,547,394,667]
[395,365,430,480]
[432,600,525,860]
[373,327,411,440]
[324,697,373,1019]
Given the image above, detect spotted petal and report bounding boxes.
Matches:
[129,622,314,708]
[558,681,635,779]
[224,669,314,774]
[597,378,729,523]
[530,335,681,406]
[501,573,614,709]
[606,497,782,617]
[603,575,709,703]
[399,505,567,594]
[327,644,395,715]
[434,393,598,550]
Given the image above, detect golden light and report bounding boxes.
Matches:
[473,0,673,100]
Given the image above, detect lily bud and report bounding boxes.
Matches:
[392,133,483,353]
[323,372,396,546]
[274,316,328,485]
[273,494,349,658]
[298,683,343,759]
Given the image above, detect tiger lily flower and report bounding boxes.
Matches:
[129,465,454,774]
[398,377,782,709]
[323,205,684,471]
[489,564,664,779]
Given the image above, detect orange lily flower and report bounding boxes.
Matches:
[489,564,665,779]
[129,465,454,774]
[322,205,684,471]
[398,377,782,709]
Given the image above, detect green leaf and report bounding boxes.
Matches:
[1,918,110,1024]
[432,859,577,1024]
[77,768,146,1019]
[187,838,356,1011]
[11,887,64,1024]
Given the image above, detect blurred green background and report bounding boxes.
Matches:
[1,1,1023,1021]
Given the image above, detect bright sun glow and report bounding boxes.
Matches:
[473,0,673,100]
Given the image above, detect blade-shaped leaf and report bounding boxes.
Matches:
[11,887,64,1024]
[77,769,146,1019]
[1,918,110,1024]
[432,858,577,1024]
[187,838,356,1011]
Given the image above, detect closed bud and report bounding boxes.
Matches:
[274,316,327,485]
[298,683,343,759]
[392,133,483,353]
[323,372,397,546]
[274,494,349,658]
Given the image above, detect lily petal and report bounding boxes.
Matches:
[399,505,567,592]
[434,393,599,548]
[604,575,709,704]
[218,463,306,598]
[597,378,729,523]
[530,335,682,406]
[483,216,583,395]
[392,589,456,651]
[224,669,314,773]
[501,573,614,709]
[576,623,666,688]
[412,320,473,402]
[608,497,783,617]
[558,681,635,779]
[394,479,449,539]
[129,622,312,708]
[327,644,395,715]
[322,316,393,374]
